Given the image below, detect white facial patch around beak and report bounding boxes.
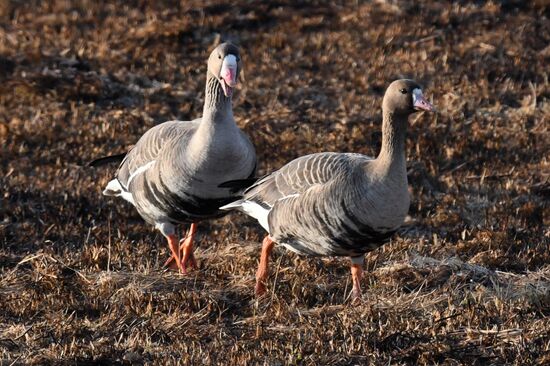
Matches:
[412,88,434,112]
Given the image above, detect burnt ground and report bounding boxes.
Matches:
[0,0,549,365]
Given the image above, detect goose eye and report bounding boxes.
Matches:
[400,88,407,94]
[218,54,222,59]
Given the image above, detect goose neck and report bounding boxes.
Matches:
[375,110,408,172]
[202,72,232,121]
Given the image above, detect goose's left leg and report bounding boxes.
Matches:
[350,255,364,301]
[157,223,185,274]
[255,236,275,296]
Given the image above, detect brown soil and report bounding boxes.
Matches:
[1,1,549,365]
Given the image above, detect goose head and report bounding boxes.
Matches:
[383,79,435,115]
[207,42,241,98]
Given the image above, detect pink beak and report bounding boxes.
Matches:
[222,67,237,87]
[413,89,435,112]
[220,55,238,97]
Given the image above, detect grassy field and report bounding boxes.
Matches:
[0,0,549,364]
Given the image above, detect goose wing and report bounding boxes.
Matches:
[115,119,200,191]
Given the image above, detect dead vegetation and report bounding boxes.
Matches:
[0,0,549,365]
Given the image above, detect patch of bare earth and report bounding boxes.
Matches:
[1,1,548,364]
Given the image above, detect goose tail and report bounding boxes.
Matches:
[88,152,127,167]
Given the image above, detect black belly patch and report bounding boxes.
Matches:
[273,198,398,257]
[143,173,236,223]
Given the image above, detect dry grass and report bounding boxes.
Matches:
[1,0,549,364]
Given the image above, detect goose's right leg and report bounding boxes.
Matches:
[164,223,198,273]
[179,223,198,271]
[350,255,364,302]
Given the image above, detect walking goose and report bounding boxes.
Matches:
[101,42,256,273]
[221,79,434,300]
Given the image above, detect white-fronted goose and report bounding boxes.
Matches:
[221,79,434,300]
[101,42,256,273]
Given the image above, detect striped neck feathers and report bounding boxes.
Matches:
[203,72,232,121]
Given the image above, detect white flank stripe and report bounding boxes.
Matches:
[127,160,156,187]
[277,193,299,202]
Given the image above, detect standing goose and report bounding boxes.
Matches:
[221,79,434,300]
[101,42,256,273]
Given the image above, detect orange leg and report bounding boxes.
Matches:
[180,223,198,271]
[166,234,184,274]
[164,223,198,273]
[350,262,363,302]
[255,236,275,296]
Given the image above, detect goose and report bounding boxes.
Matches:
[99,42,256,273]
[221,79,434,300]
